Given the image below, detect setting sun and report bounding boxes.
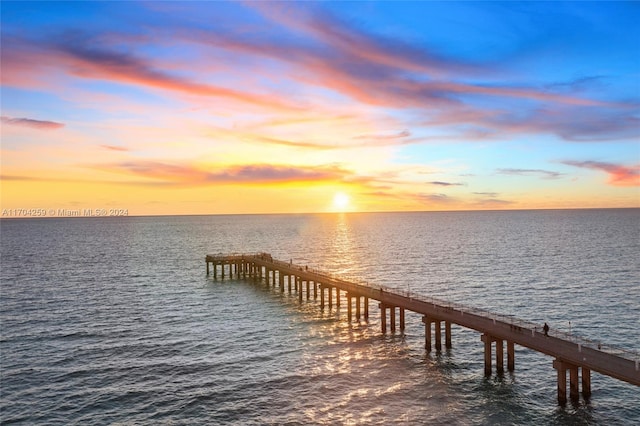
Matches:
[332,192,351,211]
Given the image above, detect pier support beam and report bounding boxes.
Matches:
[481,334,509,376]
[422,316,432,352]
[364,297,369,319]
[423,318,449,352]
[553,360,589,404]
[399,308,405,331]
[389,306,396,332]
[320,285,325,309]
[355,296,361,320]
[582,368,591,398]
[496,339,504,374]
[347,294,353,322]
[380,304,387,333]
[554,360,568,404]
[481,334,492,376]
[507,341,515,371]
[570,366,579,400]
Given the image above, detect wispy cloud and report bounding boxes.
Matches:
[254,130,417,150]
[353,130,411,141]
[470,191,514,207]
[545,75,606,92]
[413,193,456,204]
[561,160,639,187]
[2,34,295,111]
[95,160,354,186]
[4,5,638,146]
[101,145,130,152]
[210,164,348,183]
[427,181,465,187]
[1,116,64,130]
[0,174,41,181]
[496,168,564,179]
[254,136,337,150]
[473,198,515,207]
[228,6,638,142]
[472,192,499,197]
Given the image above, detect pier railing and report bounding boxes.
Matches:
[207,253,640,363]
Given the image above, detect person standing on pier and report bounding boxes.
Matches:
[543,322,549,336]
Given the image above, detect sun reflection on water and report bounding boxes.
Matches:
[328,213,358,276]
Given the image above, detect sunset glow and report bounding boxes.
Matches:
[332,192,351,212]
[1,1,639,216]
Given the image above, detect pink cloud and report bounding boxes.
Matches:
[562,160,640,187]
[1,35,295,111]
[4,8,637,146]
[208,6,638,142]
[1,116,64,130]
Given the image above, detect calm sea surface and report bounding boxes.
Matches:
[1,209,639,425]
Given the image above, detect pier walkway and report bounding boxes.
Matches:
[206,253,639,404]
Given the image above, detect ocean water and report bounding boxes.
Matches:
[1,209,639,425]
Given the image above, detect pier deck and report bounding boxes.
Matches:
[206,253,639,404]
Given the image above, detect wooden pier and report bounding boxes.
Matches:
[206,253,640,404]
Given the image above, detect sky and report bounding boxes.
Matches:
[1,1,639,216]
